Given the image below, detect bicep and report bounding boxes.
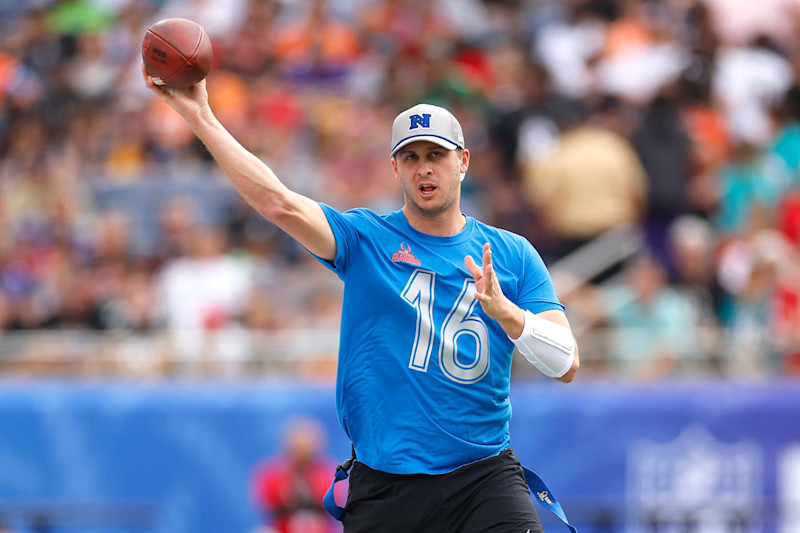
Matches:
[536,308,571,330]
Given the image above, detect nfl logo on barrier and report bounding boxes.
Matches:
[627,425,762,532]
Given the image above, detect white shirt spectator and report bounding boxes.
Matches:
[152,0,248,40]
[713,45,794,143]
[156,227,254,372]
[704,0,800,48]
[595,39,690,105]
[535,17,605,99]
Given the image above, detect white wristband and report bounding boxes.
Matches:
[510,310,576,378]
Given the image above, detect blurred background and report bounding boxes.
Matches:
[0,0,799,531]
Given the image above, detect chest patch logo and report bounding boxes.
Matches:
[392,241,421,266]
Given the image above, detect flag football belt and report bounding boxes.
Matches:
[323,448,578,533]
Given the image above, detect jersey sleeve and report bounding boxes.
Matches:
[516,237,565,315]
[308,202,359,279]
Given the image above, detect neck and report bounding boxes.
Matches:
[402,206,466,236]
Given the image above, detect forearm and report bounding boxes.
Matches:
[183,105,336,259]
[187,106,290,218]
[509,308,579,382]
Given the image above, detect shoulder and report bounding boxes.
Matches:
[472,218,533,252]
[320,205,406,246]
[319,204,388,229]
[324,205,393,223]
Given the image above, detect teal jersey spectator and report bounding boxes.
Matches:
[602,256,699,375]
[767,122,800,183]
[605,285,696,366]
[714,148,791,234]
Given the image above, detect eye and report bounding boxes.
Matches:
[404,153,417,161]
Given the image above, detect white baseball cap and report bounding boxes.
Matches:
[390,103,465,156]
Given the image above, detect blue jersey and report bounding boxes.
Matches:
[313,204,564,475]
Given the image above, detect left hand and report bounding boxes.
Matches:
[465,243,521,332]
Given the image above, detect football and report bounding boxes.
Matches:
[142,18,212,88]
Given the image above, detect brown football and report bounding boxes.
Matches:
[142,18,212,88]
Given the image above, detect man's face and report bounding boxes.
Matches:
[391,141,469,218]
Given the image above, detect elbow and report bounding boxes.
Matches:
[258,191,299,225]
[556,346,580,383]
[262,202,292,225]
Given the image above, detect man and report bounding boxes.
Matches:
[143,67,579,532]
[251,416,337,533]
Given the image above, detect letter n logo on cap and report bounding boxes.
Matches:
[409,113,431,130]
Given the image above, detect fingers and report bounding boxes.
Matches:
[141,62,164,92]
[464,255,482,279]
[141,62,151,86]
[482,243,495,278]
[465,243,494,280]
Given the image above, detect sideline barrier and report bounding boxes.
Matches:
[0,379,798,532]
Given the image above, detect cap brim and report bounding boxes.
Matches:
[391,135,460,156]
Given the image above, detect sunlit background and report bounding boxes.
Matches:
[1,0,799,531]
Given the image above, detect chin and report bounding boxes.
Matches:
[418,202,452,218]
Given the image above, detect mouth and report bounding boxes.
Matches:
[419,184,437,197]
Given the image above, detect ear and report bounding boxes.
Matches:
[460,149,470,174]
[391,156,400,182]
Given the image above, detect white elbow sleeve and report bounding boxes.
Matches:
[510,310,576,378]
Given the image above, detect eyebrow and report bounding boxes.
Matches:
[397,146,443,157]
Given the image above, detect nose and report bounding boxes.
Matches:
[418,162,433,176]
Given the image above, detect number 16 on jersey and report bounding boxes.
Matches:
[401,269,490,385]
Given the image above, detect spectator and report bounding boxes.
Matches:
[601,253,702,379]
[667,215,724,369]
[712,35,794,143]
[770,228,800,375]
[155,224,254,374]
[595,0,690,105]
[357,0,456,61]
[250,416,338,533]
[0,290,10,332]
[487,44,574,183]
[703,0,800,49]
[667,215,721,320]
[153,0,247,41]
[153,196,199,263]
[712,141,791,237]
[631,88,693,277]
[218,0,282,78]
[765,85,800,181]
[272,0,361,88]
[3,0,800,380]
[679,77,732,217]
[522,98,648,268]
[533,2,605,100]
[716,231,787,376]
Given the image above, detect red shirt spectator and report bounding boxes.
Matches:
[251,417,339,533]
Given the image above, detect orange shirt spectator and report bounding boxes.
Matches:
[273,0,360,72]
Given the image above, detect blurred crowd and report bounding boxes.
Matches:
[1,0,800,380]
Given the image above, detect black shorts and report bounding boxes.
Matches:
[342,449,543,533]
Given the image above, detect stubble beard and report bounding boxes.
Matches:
[403,183,458,220]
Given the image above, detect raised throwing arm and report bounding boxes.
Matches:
[142,65,337,261]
